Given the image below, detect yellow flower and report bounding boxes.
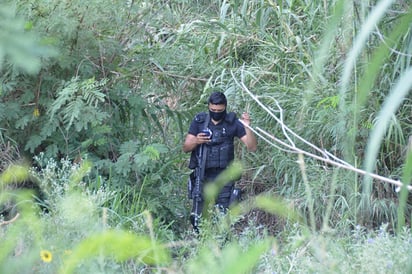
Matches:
[40,250,52,263]
[33,107,40,117]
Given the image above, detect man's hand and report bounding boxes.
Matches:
[240,112,251,126]
[239,112,257,152]
[196,132,211,144]
[183,133,210,152]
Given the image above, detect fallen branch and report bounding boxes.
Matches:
[0,213,20,226]
[232,69,412,192]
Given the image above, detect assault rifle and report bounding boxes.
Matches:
[190,142,205,232]
[188,114,210,233]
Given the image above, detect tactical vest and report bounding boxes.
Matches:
[204,118,235,169]
[189,112,237,169]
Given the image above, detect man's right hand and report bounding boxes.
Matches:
[196,133,211,145]
[183,133,210,152]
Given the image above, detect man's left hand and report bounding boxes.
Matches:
[240,112,251,126]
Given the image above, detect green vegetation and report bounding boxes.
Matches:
[1,0,412,273]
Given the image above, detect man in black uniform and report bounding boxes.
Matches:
[183,91,257,229]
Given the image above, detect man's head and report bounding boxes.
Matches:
[208,91,227,121]
[208,91,227,106]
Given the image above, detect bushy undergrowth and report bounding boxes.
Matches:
[259,224,412,273]
[1,159,412,273]
[1,0,412,273]
[0,159,170,273]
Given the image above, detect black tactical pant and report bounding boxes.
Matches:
[205,167,234,208]
[190,167,238,231]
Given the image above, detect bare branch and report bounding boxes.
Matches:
[0,213,20,226]
[232,69,412,191]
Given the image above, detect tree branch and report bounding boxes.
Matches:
[231,69,412,191]
[0,213,20,226]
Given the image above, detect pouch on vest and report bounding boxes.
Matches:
[188,112,210,169]
[187,171,196,199]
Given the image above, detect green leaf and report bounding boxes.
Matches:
[60,230,170,274]
[0,164,29,185]
[0,4,55,73]
[186,239,272,274]
[24,135,44,153]
[119,140,140,155]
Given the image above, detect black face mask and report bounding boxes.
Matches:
[209,109,226,121]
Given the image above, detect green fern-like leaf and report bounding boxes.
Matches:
[119,140,140,155]
[49,77,108,130]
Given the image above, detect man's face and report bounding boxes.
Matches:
[208,103,226,113]
[208,103,226,122]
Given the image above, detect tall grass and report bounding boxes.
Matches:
[1,159,412,273]
[0,158,171,273]
[208,0,412,231]
[1,0,412,273]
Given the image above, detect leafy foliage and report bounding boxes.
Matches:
[1,2,412,273]
[0,2,54,74]
[49,77,108,131]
